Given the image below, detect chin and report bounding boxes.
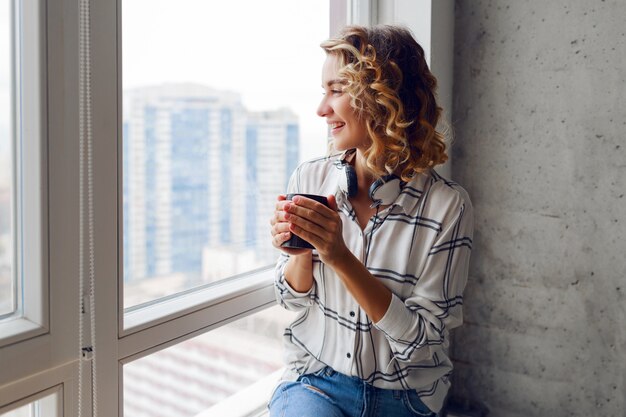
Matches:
[331,138,359,152]
[332,142,350,152]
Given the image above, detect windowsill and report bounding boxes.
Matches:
[0,316,47,348]
[122,267,275,336]
[193,368,283,417]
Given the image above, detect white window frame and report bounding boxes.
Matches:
[0,384,63,417]
[0,0,48,349]
[0,0,80,413]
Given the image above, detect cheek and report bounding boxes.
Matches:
[356,124,370,143]
[349,114,367,135]
[336,96,355,117]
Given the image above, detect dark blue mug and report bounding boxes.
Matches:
[281,193,330,249]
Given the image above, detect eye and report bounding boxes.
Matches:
[322,82,345,96]
[329,85,344,95]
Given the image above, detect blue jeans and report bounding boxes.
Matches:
[269,367,436,417]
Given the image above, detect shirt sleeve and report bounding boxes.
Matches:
[274,253,316,311]
[273,165,317,311]
[373,190,474,363]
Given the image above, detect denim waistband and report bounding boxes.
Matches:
[308,366,408,399]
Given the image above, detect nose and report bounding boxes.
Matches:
[317,95,331,118]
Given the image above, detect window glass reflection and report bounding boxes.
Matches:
[124,305,295,417]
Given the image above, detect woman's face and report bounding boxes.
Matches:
[317,54,369,151]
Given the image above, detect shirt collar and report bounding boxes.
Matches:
[392,172,429,214]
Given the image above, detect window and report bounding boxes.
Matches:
[0,388,61,417]
[0,0,48,349]
[123,306,295,417]
[122,0,329,311]
[0,0,77,414]
[118,2,330,415]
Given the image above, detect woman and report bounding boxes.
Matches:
[269,25,473,417]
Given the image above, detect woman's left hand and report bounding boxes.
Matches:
[283,194,349,267]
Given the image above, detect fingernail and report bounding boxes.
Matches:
[292,196,300,203]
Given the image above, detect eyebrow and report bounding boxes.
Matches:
[324,79,348,87]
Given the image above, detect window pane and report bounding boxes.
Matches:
[122,0,329,308]
[0,0,15,318]
[1,401,37,417]
[0,390,60,417]
[124,305,296,417]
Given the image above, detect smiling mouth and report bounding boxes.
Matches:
[330,122,345,130]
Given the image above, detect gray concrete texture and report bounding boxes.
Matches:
[449,1,626,416]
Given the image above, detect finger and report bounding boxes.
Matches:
[275,199,290,212]
[270,221,291,243]
[276,209,291,223]
[327,194,338,211]
[270,210,280,227]
[270,205,292,227]
[272,231,291,247]
[273,222,291,235]
[291,195,336,220]
[285,202,331,227]
[288,222,326,250]
[287,213,332,244]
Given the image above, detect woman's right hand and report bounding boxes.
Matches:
[270,194,311,256]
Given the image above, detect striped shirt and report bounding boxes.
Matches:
[274,154,474,413]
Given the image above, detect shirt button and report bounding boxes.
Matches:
[349,311,355,317]
[346,353,351,358]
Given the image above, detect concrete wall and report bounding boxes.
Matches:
[449,1,626,416]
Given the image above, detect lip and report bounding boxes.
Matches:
[328,121,346,134]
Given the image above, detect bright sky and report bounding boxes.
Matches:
[0,1,332,187]
[123,0,330,161]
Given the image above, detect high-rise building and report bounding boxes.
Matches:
[123,84,299,288]
[245,109,299,262]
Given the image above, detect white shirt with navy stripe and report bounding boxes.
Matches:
[274,153,474,413]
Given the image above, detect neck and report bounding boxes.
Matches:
[353,151,375,196]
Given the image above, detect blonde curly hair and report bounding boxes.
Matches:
[321,25,448,180]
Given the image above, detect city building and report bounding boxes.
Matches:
[123,84,298,295]
[245,109,299,262]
